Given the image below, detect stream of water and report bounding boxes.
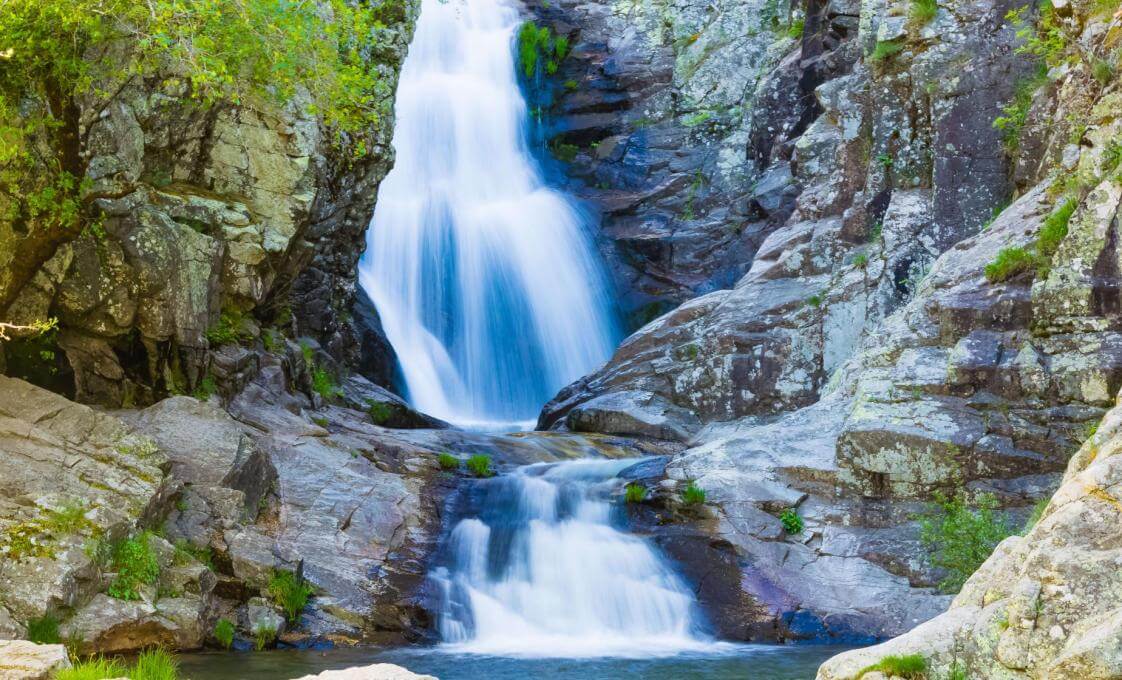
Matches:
[357,0,618,429]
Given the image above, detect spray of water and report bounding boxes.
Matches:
[431,459,725,658]
[357,0,618,429]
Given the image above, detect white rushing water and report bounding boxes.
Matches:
[432,459,722,657]
[357,0,618,429]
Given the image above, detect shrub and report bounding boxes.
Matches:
[172,538,213,569]
[984,246,1035,283]
[918,492,1013,592]
[624,483,648,503]
[368,401,394,425]
[107,532,160,601]
[192,374,217,400]
[55,657,129,680]
[857,654,926,679]
[26,614,60,644]
[993,67,1048,153]
[786,18,805,39]
[466,454,494,478]
[868,39,904,63]
[311,366,342,401]
[779,508,804,534]
[1093,58,1115,85]
[909,0,938,24]
[268,570,314,623]
[681,481,706,506]
[438,453,460,471]
[213,618,235,649]
[132,648,179,680]
[518,22,567,79]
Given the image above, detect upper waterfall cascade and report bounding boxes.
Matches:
[357,0,619,429]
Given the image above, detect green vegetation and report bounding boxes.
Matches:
[992,67,1049,153]
[918,492,1013,592]
[192,374,217,401]
[681,481,706,506]
[868,39,904,63]
[1103,139,1122,177]
[466,454,494,477]
[55,657,129,680]
[853,253,869,268]
[253,622,278,651]
[805,294,823,308]
[205,310,252,346]
[213,618,236,649]
[107,532,161,601]
[786,18,805,40]
[368,401,394,425]
[268,569,314,623]
[1023,497,1050,534]
[563,79,579,90]
[1007,2,1068,68]
[779,508,804,534]
[984,246,1035,283]
[985,199,1076,283]
[909,0,938,25]
[1093,58,1115,85]
[517,22,570,79]
[26,614,60,644]
[624,483,648,503]
[438,453,460,471]
[311,415,329,428]
[552,141,580,162]
[132,648,180,680]
[311,366,343,401]
[173,538,213,569]
[1,499,97,561]
[876,153,894,168]
[857,653,926,679]
[868,221,883,243]
[683,110,713,127]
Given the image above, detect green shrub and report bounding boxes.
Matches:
[876,153,894,168]
[779,508,804,534]
[563,79,579,90]
[518,22,567,79]
[1093,58,1115,85]
[368,401,394,425]
[624,483,648,503]
[868,39,904,63]
[909,0,937,24]
[132,648,179,680]
[857,653,926,679]
[681,481,706,506]
[55,657,129,680]
[1037,198,1076,260]
[438,453,460,471]
[993,67,1048,153]
[205,310,252,347]
[918,492,1013,592]
[107,532,160,601]
[26,614,60,644]
[786,18,805,39]
[466,454,494,478]
[268,570,314,623]
[311,366,342,401]
[253,623,278,651]
[213,618,235,649]
[172,538,213,569]
[984,246,1035,283]
[805,294,823,308]
[1103,140,1122,177]
[192,374,217,400]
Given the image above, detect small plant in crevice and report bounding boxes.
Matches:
[624,483,648,503]
[1022,497,1050,534]
[917,491,1013,593]
[868,39,904,64]
[268,569,315,623]
[908,0,937,25]
[992,66,1048,153]
[681,481,706,506]
[786,18,805,40]
[984,246,1035,283]
[213,618,235,649]
[466,454,494,478]
[205,309,253,347]
[852,253,869,269]
[438,453,460,471]
[856,653,926,679]
[311,415,329,428]
[1093,57,1115,86]
[517,21,570,79]
[805,293,823,308]
[106,531,160,601]
[875,152,894,168]
[192,373,217,401]
[779,508,804,534]
[367,400,394,425]
[26,614,60,644]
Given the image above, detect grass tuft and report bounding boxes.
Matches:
[132,648,179,680]
[55,657,129,680]
[438,453,460,471]
[26,614,60,644]
[681,481,706,506]
[984,246,1035,283]
[268,569,314,623]
[868,39,904,63]
[857,653,926,679]
[466,454,494,478]
[213,618,235,649]
[908,0,937,24]
[624,483,648,503]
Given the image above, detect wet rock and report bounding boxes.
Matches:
[294,665,436,680]
[565,390,702,442]
[339,375,447,430]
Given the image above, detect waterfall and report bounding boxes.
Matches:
[357,0,619,429]
[431,460,721,657]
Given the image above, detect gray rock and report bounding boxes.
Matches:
[0,641,71,680]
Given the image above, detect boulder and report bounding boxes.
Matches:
[0,641,71,680]
[294,664,436,680]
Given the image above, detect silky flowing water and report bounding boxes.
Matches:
[357,0,618,429]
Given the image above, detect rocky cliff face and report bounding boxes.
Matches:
[1,3,416,407]
[538,0,1122,645]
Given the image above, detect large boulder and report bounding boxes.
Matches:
[0,641,71,680]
